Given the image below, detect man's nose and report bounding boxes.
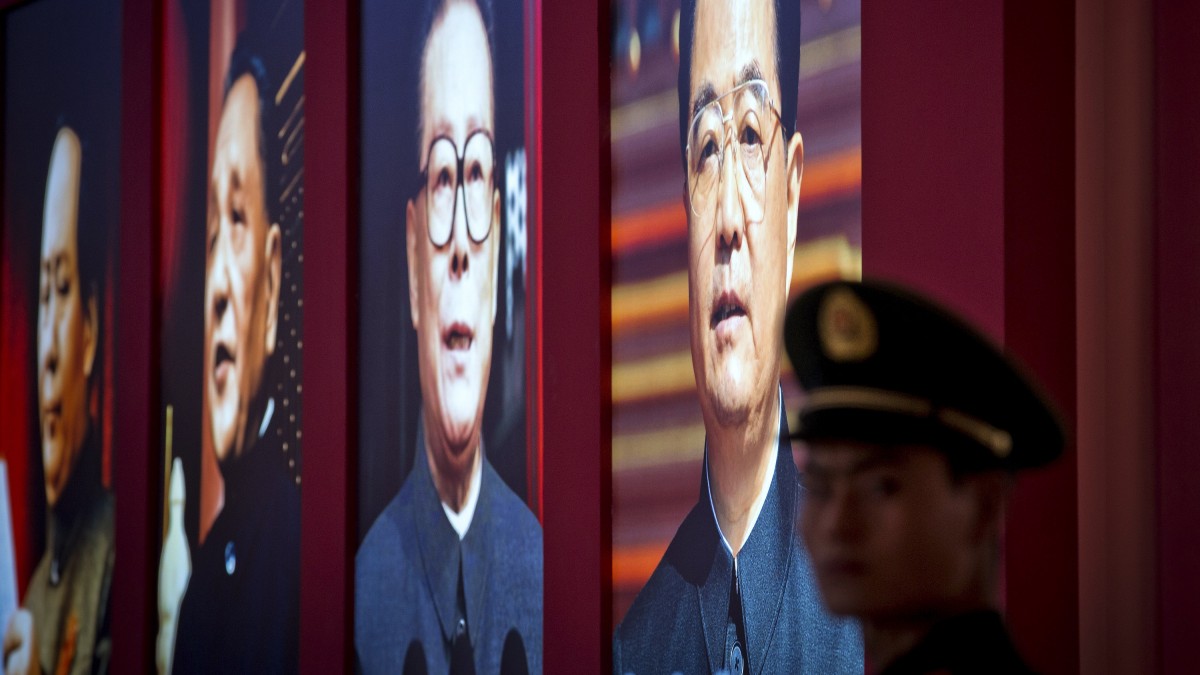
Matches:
[41,309,59,377]
[209,231,231,320]
[448,183,471,279]
[824,488,863,543]
[716,128,744,251]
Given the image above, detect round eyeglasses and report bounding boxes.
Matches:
[420,130,496,247]
[685,79,783,218]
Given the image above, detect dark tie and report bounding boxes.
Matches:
[450,553,475,675]
[725,562,748,675]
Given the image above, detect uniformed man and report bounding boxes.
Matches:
[785,279,1066,675]
[169,38,300,674]
[355,0,542,672]
[3,126,114,675]
[612,0,862,672]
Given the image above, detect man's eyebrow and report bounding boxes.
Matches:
[691,82,717,121]
[807,449,905,479]
[737,60,765,88]
[848,452,905,475]
[691,61,767,120]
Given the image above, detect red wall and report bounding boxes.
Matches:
[863,2,1079,673]
[5,0,1198,671]
[1154,1,1200,672]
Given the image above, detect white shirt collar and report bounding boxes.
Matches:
[257,397,275,439]
[441,449,483,540]
[705,388,782,567]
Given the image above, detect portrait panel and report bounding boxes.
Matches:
[610,0,863,669]
[1,0,123,672]
[156,0,305,672]
[355,0,542,672]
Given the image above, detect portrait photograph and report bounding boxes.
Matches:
[0,0,122,672]
[610,0,863,671]
[355,0,542,672]
[155,0,305,672]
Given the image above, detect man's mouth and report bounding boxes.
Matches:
[42,400,61,423]
[213,343,235,383]
[817,557,868,579]
[711,292,747,328]
[443,322,474,351]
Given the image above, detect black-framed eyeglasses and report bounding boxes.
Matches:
[418,129,496,247]
[685,79,783,219]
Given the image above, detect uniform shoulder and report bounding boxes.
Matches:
[482,458,542,546]
[613,502,712,672]
[357,480,420,578]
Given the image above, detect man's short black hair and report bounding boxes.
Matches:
[676,0,801,170]
[411,0,496,174]
[223,36,274,226]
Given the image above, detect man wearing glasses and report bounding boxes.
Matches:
[356,0,542,672]
[613,0,862,672]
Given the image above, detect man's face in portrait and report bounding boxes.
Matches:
[407,0,499,477]
[800,443,998,621]
[37,127,96,507]
[685,0,802,433]
[205,74,282,467]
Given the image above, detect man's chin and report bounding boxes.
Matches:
[437,414,478,453]
[703,377,756,428]
[209,416,241,467]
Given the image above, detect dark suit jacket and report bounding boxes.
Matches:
[26,436,113,675]
[173,427,301,675]
[879,611,1034,675]
[356,421,543,674]
[613,405,862,674]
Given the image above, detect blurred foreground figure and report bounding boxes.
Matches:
[786,279,1065,675]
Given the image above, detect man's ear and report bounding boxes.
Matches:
[784,131,804,297]
[263,222,283,356]
[489,189,500,326]
[82,288,98,378]
[406,198,420,330]
[969,471,1011,544]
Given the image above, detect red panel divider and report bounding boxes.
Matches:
[111,0,159,670]
[541,0,610,671]
[300,0,356,671]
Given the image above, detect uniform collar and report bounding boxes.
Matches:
[704,389,782,563]
[47,428,105,585]
[441,443,483,539]
[412,416,493,649]
[697,393,796,674]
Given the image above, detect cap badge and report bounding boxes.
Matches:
[818,287,878,362]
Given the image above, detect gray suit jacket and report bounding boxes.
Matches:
[356,422,543,674]
[613,405,862,674]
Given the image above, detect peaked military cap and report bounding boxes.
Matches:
[784,279,1065,472]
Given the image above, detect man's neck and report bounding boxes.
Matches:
[706,390,780,557]
[861,599,997,674]
[425,435,480,513]
[862,619,932,675]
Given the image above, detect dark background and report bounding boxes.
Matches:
[159,0,304,554]
[0,0,121,600]
[357,0,536,544]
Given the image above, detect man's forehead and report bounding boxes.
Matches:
[43,134,82,256]
[688,0,779,111]
[807,442,944,474]
[213,81,263,182]
[420,2,494,147]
